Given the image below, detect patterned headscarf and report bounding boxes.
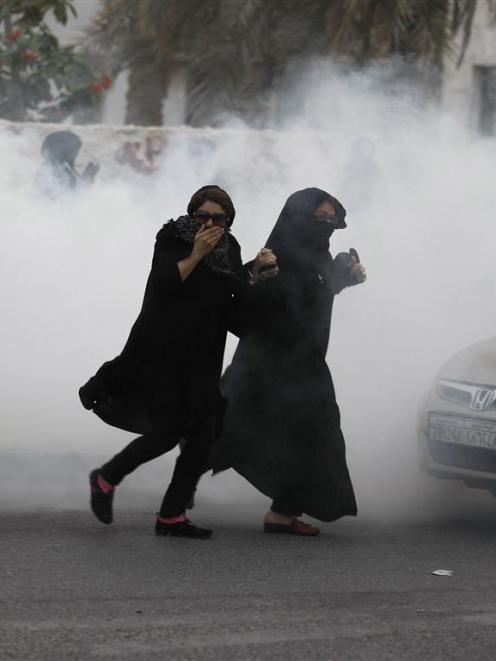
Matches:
[173,215,235,276]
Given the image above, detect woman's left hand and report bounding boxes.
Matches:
[253,248,279,282]
[349,258,367,284]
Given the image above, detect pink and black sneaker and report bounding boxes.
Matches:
[89,469,114,524]
[155,514,212,539]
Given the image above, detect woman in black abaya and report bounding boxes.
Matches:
[79,185,274,539]
[214,188,366,535]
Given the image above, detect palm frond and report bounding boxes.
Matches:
[81,0,487,126]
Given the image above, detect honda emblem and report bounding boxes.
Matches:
[471,388,494,411]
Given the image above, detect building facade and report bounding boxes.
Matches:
[442,2,496,135]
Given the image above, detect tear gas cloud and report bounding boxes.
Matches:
[1,62,495,520]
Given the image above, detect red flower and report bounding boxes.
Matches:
[100,74,112,90]
[89,81,103,94]
[21,49,38,63]
[4,29,22,42]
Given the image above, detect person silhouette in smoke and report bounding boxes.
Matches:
[36,130,99,196]
[212,188,366,535]
[340,136,385,214]
[79,185,277,539]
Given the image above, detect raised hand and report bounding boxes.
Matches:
[192,224,225,260]
[348,249,366,283]
[253,248,279,281]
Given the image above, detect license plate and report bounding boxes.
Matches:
[429,413,496,450]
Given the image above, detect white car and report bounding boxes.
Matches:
[418,336,496,496]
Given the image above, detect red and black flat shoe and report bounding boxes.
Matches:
[263,518,320,536]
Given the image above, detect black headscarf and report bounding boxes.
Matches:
[41,130,81,166]
[266,188,346,268]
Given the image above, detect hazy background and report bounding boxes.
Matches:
[1,63,495,521]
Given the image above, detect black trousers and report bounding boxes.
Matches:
[100,417,215,518]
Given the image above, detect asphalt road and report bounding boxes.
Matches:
[2,501,496,661]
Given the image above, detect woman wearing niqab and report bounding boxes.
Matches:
[213,187,366,535]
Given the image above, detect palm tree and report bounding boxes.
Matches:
[187,0,494,124]
[87,0,491,127]
[88,0,179,125]
[322,0,480,66]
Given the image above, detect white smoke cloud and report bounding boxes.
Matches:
[1,63,495,520]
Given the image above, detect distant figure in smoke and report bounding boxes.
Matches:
[213,188,366,536]
[36,130,99,196]
[340,137,385,213]
[79,186,277,539]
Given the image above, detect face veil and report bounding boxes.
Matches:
[265,188,347,266]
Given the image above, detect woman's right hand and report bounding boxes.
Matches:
[191,225,224,260]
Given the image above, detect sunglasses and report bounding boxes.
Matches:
[192,210,228,226]
[313,213,342,228]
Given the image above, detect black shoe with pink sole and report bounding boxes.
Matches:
[89,469,114,524]
[155,517,212,539]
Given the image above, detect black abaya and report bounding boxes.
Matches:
[80,220,243,436]
[213,188,359,522]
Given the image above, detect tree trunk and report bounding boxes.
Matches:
[2,11,26,121]
[125,37,167,126]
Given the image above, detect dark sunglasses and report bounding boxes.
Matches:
[313,213,343,228]
[192,210,228,225]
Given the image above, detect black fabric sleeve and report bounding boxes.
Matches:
[227,264,251,337]
[151,255,182,296]
[229,260,286,337]
[225,239,248,337]
[331,252,362,295]
[150,224,186,296]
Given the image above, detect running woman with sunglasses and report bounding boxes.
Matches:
[79,185,277,538]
